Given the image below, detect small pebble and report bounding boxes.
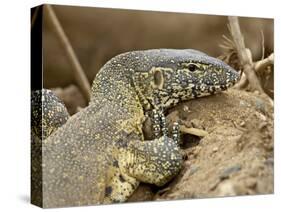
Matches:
[220,165,242,180]
[255,111,267,121]
[254,90,260,95]
[239,121,245,127]
[189,166,200,176]
[255,98,266,114]
[245,178,257,189]
[239,100,250,107]
[217,181,236,196]
[191,119,203,129]
[212,146,219,153]
[258,122,267,130]
[183,106,190,112]
[192,146,202,156]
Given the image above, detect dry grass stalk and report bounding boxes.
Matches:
[225,16,273,106]
[45,4,91,102]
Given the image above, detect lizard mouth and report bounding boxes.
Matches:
[200,74,240,95]
[226,71,241,88]
[209,68,240,91]
[208,81,237,93]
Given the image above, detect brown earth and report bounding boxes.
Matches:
[128,88,273,202]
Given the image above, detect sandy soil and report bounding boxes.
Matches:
[128,89,273,202]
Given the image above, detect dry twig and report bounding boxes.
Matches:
[180,126,208,137]
[45,4,91,102]
[234,73,248,90]
[227,16,273,106]
[260,30,265,60]
[254,53,274,73]
[228,17,263,93]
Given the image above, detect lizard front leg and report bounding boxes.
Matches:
[104,112,182,203]
[119,112,183,188]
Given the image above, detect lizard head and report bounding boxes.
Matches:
[133,49,240,111]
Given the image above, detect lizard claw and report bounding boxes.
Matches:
[160,111,168,137]
[152,109,161,138]
[172,121,181,146]
[152,109,168,137]
[152,109,181,146]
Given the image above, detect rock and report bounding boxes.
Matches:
[217,181,237,196]
[220,165,242,180]
[190,119,204,129]
[212,146,219,153]
[127,184,154,202]
[239,121,246,127]
[245,178,257,189]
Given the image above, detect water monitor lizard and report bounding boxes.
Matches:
[31,49,240,207]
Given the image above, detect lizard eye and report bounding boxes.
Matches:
[182,63,200,72]
[187,64,198,72]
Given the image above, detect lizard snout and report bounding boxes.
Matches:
[225,67,240,88]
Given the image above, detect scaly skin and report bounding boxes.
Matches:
[31,49,239,208]
[31,89,70,206]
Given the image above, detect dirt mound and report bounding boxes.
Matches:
[129,89,273,202]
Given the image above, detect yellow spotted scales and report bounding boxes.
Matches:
[31,49,239,208]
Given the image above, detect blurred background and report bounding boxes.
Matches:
[41,4,273,113]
